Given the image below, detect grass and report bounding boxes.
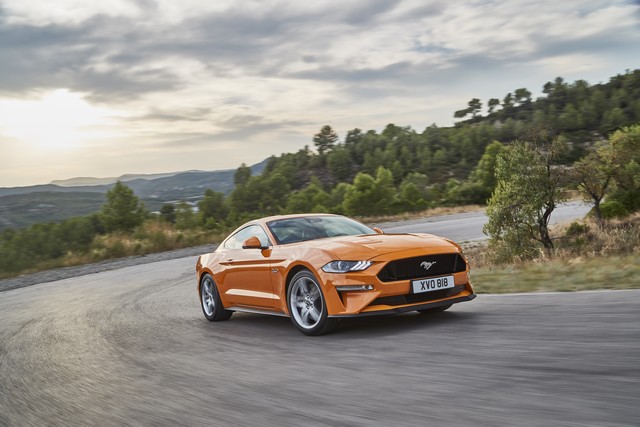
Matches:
[472,254,640,294]
[465,213,640,293]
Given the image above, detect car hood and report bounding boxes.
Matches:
[315,233,456,260]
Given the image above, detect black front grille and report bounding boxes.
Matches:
[371,285,464,307]
[377,253,466,282]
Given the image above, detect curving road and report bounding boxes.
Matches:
[376,200,592,241]
[1,201,638,426]
[1,254,639,426]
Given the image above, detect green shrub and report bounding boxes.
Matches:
[566,221,589,236]
[600,201,629,219]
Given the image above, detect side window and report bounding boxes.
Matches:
[223,225,270,250]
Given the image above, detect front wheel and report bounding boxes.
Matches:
[287,270,338,336]
[200,274,233,321]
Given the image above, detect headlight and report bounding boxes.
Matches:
[321,260,373,273]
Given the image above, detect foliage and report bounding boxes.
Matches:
[198,189,228,227]
[573,145,613,227]
[160,204,176,224]
[484,132,568,261]
[599,201,629,219]
[175,202,199,230]
[565,221,589,237]
[313,125,339,155]
[2,70,640,279]
[100,182,147,233]
[286,178,330,213]
[234,163,252,186]
[607,125,640,212]
[343,167,396,216]
[0,214,103,274]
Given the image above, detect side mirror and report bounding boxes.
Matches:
[373,227,384,234]
[242,236,267,249]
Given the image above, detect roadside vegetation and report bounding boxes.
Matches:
[1,70,639,286]
[469,213,640,293]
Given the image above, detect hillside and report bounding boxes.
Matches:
[0,159,268,230]
[0,192,107,230]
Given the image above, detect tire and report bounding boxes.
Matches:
[287,270,338,336]
[200,273,233,321]
[417,303,452,315]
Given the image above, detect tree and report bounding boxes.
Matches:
[313,125,339,155]
[502,92,514,109]
[175,202,198,230]
[198,189,228,225]
[573,146,613,228]
[286,178,330,213]
[343,167,396,216]
[484,132,568,259]
[327,148,354,182]
[607,124,640,212]
[345,128,363,145]
[514,88,532,106]
[160,204,176,224]
[101,181,146,233]
[234,163,252,186]
[468,140,506,199]
[468,98,482,118]
[487,98,500,114]
[454,98,483,120]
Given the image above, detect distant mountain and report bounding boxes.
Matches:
[0,159,268,230]
[50,171,189,187]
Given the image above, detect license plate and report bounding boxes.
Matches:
[411,275,455,294]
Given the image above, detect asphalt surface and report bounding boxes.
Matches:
[1,255,639,426]
[2,200,637,426]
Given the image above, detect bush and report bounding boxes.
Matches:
[599,201,629,219]
[565,221,590,236]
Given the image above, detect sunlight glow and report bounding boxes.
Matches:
[0,89,114,151]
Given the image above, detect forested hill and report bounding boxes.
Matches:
[224,69,640,220]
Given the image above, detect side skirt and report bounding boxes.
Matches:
[226,306,289,317]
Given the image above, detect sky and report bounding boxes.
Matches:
[0,0,639,187]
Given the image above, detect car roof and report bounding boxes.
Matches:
[254,213,340,224]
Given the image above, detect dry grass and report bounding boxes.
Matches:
[472,255,640,294]
[465,213,640,293]
[0,220,227,279]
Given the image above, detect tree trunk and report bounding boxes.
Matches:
[539,205,555,251]
[593,198,604,229]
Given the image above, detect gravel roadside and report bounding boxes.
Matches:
[0,244,217,293]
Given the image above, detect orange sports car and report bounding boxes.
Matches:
[196,214,476,335]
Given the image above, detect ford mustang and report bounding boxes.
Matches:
[196,214,476,335]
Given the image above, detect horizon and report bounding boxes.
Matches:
[1,0,639,187]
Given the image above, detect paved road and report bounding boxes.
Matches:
[1,254,639,426]
[377,200,591,241]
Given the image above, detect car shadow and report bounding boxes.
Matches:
[331,310,479,339]
[195,309,480,340]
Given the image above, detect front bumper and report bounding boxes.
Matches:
[329,293,476,317]
[318,253,476,317]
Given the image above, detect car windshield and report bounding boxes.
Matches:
[267,216,375,245]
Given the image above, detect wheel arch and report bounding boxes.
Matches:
[198,268,215,294]
[284,263,314,294]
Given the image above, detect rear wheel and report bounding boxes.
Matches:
[287,270,338,336]
[200,274,233,321]
[417,304,452,315]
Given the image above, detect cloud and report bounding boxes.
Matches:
[0,0,638,186]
